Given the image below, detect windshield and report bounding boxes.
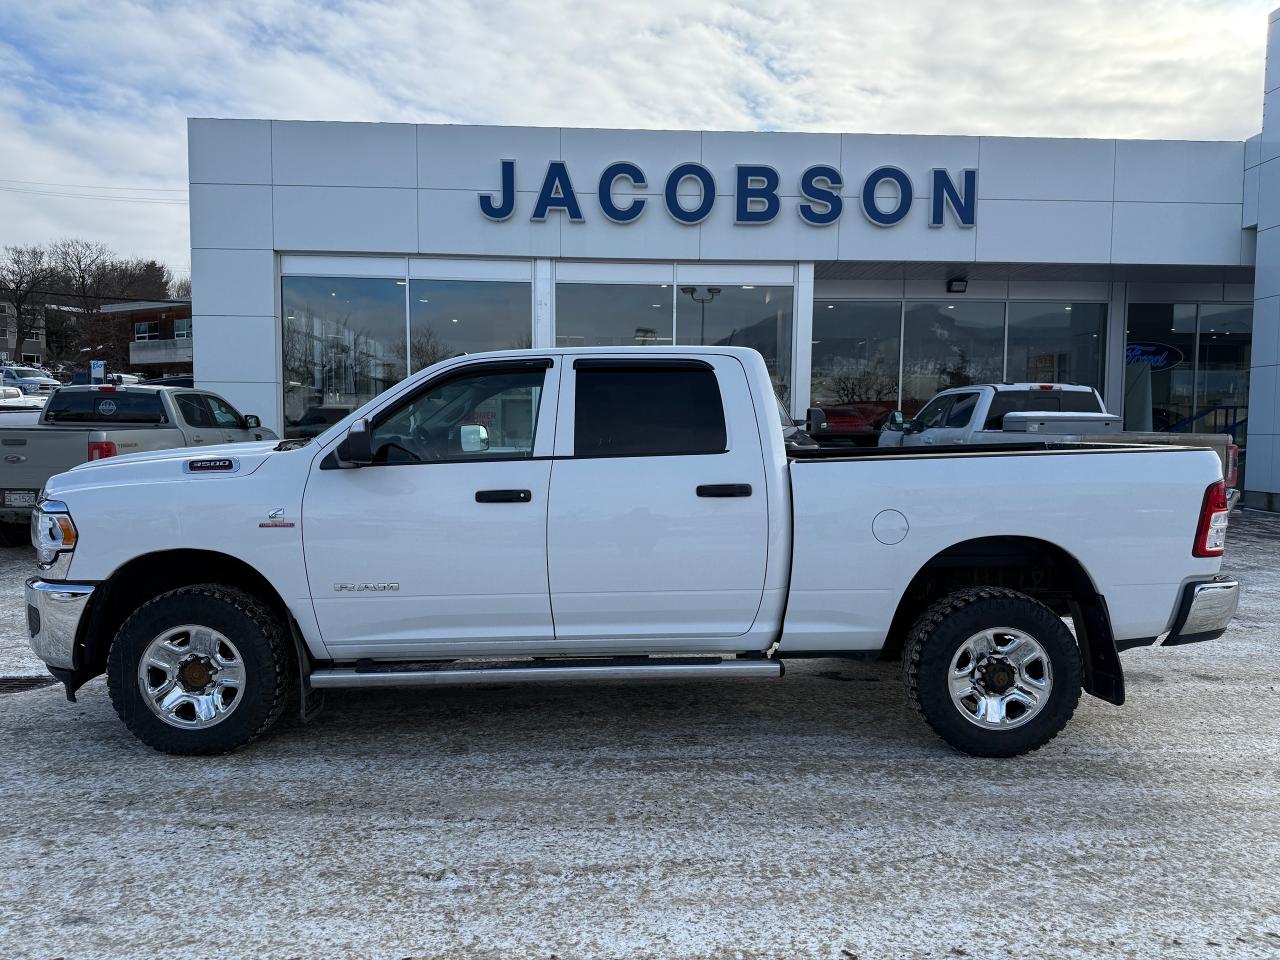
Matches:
[11,367,45,379]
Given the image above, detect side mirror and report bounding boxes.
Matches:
[805,407,828,433]
[344,417,373,466]
[885,411,905,432]
[459,423,489,453]
[243,414,261,429]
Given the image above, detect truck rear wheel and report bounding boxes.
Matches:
[903,587,1082,758]
[106,584,293,755]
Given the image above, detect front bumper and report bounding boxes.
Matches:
[25,578,94,670]
[1164,575,1240,646]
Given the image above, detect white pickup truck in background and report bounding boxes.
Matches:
[24,348,1239,759]
[870,382,1241,502]
[0,384,275,539]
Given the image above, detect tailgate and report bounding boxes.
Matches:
[0,428,88,506]
[104,427,188,457]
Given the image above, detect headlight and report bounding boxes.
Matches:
[32,500,77,566]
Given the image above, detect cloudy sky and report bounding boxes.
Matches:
[0,0,1272,277]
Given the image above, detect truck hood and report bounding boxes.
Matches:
[48,440,280,495]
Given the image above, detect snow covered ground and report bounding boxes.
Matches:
[1,513,1278,959]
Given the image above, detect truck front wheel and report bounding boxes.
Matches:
[106,584,294,755]
[903,587,1083,758]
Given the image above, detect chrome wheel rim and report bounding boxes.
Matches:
[948,627,1052,730]
[136,624,245,729]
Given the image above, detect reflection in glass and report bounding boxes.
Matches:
[282,276,407,439]
[409,280,532,371]
[901,302,1004,415]
[1006,303,1105,388]
[1194,304,1251,443]
[676,284,794,403]
[810,300,901,436]
[1124,304,1197,433]
[555,283,673,347]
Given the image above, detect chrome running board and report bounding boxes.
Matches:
[309,656,783,689]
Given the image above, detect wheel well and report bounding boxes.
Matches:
[77,550,295,681]
[881,536,1124,705]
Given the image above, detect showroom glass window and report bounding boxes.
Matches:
[1123,304,1200,434]
[281,276,408,439]
[1194,304,1251,442]
[1006,303,1106,388]
[408,280,532,372]
[676,285,793,403]
[556,283,674,348]
[901,302,1004,415]
[810,300,901,435]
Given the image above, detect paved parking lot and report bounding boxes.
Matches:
[1,514,1279,959]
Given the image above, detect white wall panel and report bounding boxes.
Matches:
[1247,133,1262,169]
[191,248,275,317]
[554,261,675,283]
[560,127,702,195]
[1114,140,1244,203]
[1269,18,1280,93]
[699,202,838,261]
[975,200,1111,263]
[188,119,271,185]
[410,258,531,280]
[1256,227,1280,299]
[1264,88,1280,164]
[188,184,273,249]
[1246,433,1275,493]
[1248,364,1279,436]
[418,124,560,191]
[978,137,1115,201]
[193,315,279,383]
[1254,295,1280,367]
[273,186,417,253]
[701,131,840,196]
[280,255,407,277]
[1006,281,1110,301]
[418,189,560,257]
[675,263,794,285]
[841,134,979,198]
[1260,159,1280,230]
[560,195,700,260]
[1245,165,1260,228]
[272,121,416,187]
[839,205,976,261]
[1111,203,1243,265]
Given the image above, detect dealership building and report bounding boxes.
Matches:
[186,12,1280,508]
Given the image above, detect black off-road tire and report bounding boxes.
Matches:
[107,584,294,755]
[903,586,1083,758]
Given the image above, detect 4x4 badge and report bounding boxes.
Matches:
[259,508,295,529]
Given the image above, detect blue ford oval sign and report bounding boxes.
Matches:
[1126,342,1185,371]
[479,160,978,228]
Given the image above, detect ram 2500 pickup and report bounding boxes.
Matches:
[25,347,1240,758]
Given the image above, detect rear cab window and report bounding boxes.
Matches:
[572,361,727,457]
[43,390,167,424]
[982,389,1104,430]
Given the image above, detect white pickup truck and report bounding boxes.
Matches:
[25,347,1239,758]
[0,384,275,538]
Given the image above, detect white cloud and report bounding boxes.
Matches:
[0,0,1269,272]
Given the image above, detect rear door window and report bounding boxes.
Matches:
[43,391,167,424]
[175,393,216,428]
[573,363,727,457]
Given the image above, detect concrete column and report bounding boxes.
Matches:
[1244,8,1280,508]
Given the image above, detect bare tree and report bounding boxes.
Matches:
[0,244,54,363]
[169,275,191,299]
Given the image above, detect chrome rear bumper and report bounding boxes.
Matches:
[25,578,94,670]
[1164,576,1240,646]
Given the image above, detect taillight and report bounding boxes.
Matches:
[1225,443,1239,489]
[1193,480,1229,557]
[87,440,117,461]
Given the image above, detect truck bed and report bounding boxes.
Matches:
[789,440,1189,461]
